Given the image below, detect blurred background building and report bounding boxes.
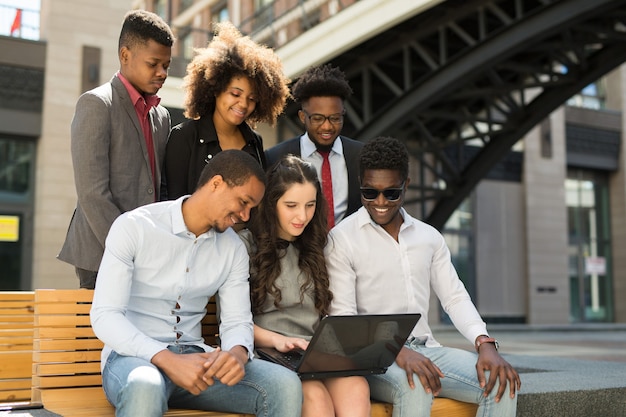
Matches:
[1,0,625,326]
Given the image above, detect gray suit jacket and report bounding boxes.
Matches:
[58,75,170,271]
[265,135,364,220]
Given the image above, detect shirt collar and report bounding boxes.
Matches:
[356,206,413,231]
[301,132,344,158]
[117,72,161,109]
[170,196,190,235]
[197,117,255,146]
[171,196,217,239]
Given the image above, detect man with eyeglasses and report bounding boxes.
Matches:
[265,64,363,228]
[326,136,521,417]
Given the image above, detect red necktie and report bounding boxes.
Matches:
[319,150,335,229]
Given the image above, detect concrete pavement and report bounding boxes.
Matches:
[433,324,626,416]
[432,323,626,362]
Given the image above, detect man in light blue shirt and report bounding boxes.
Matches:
[91,150,302,417]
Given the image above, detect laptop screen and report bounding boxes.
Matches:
[297,313,421,376]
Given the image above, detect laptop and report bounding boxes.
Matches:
[256,313,421,380]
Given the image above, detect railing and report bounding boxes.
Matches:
[239,0,359,48]
[0,4,40,40]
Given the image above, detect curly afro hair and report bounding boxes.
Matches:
[182,21,290,125]
[359,136,409,181]
[291,64,352,103]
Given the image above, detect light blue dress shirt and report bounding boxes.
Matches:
[91,197,254,369]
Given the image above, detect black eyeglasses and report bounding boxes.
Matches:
[302,110,344,126]
[360,183,405,201]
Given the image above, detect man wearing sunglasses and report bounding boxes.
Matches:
[326,136,521,417]
[265,64,363,228]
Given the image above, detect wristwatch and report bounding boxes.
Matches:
[475,335,499,352]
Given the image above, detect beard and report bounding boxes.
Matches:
[309,136,336,153]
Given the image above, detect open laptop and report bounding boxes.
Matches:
[256,313,421,380]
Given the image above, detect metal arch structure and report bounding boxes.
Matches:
[278,0,626,230]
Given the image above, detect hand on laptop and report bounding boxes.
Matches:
[273,335,309,353]
[254,324,309,352]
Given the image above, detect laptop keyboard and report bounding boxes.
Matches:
[267,349,303,371]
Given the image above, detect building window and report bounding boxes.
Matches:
[180,0,194,13]
[154,0,168,20]
[566,169,613,323]
[441,197,475,323]
[566,79,606,110]
[0,136,35,290]
[0,138,34,195]
[212,1,229,23]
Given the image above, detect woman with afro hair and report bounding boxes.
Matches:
[164,21,289,200]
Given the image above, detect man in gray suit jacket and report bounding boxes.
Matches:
[58,10,174,289]
[265,64,363,226]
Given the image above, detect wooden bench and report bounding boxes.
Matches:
[32,289,476,417]
[0,291,35,404]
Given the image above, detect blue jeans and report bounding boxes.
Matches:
[102,345,302,417]
[367,340,517,417]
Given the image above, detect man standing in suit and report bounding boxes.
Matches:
[58,10,174,289]
[265,64,363,228]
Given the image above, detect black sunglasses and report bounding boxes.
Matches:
[360,183,405,201]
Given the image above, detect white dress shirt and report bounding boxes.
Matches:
[300,133,349,223]
[91,197,254,369]
[326,207,488,347]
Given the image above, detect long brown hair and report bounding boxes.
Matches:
[248,155,332,316]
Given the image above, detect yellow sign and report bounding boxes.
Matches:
[0,215,19,242]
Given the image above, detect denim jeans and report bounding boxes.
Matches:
[102,345,302,417]
[367,340,517,417]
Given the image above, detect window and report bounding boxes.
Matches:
[566,169,613,322]
[0,139,34,195]
[566,79,606,110]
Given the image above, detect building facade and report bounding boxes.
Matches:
[0,0,624,325]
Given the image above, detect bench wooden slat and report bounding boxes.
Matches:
[35,327,95,339]
[0,292,37,301]
[0,336,33,351]
[34,362,102,376]
[0,352,32,378]
[0,291,34,404]
[432,398,478,416]
[0,311,34,319]
[34,289,93,303]
[0,379,31,390]
[35,314,91,327]
[34,303,91,316]
[32,374,102,388]
[33,350,101,363]
[34,338,103,351]
[0,378,31,402]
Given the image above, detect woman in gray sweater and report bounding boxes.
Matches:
[239,155,370,417]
